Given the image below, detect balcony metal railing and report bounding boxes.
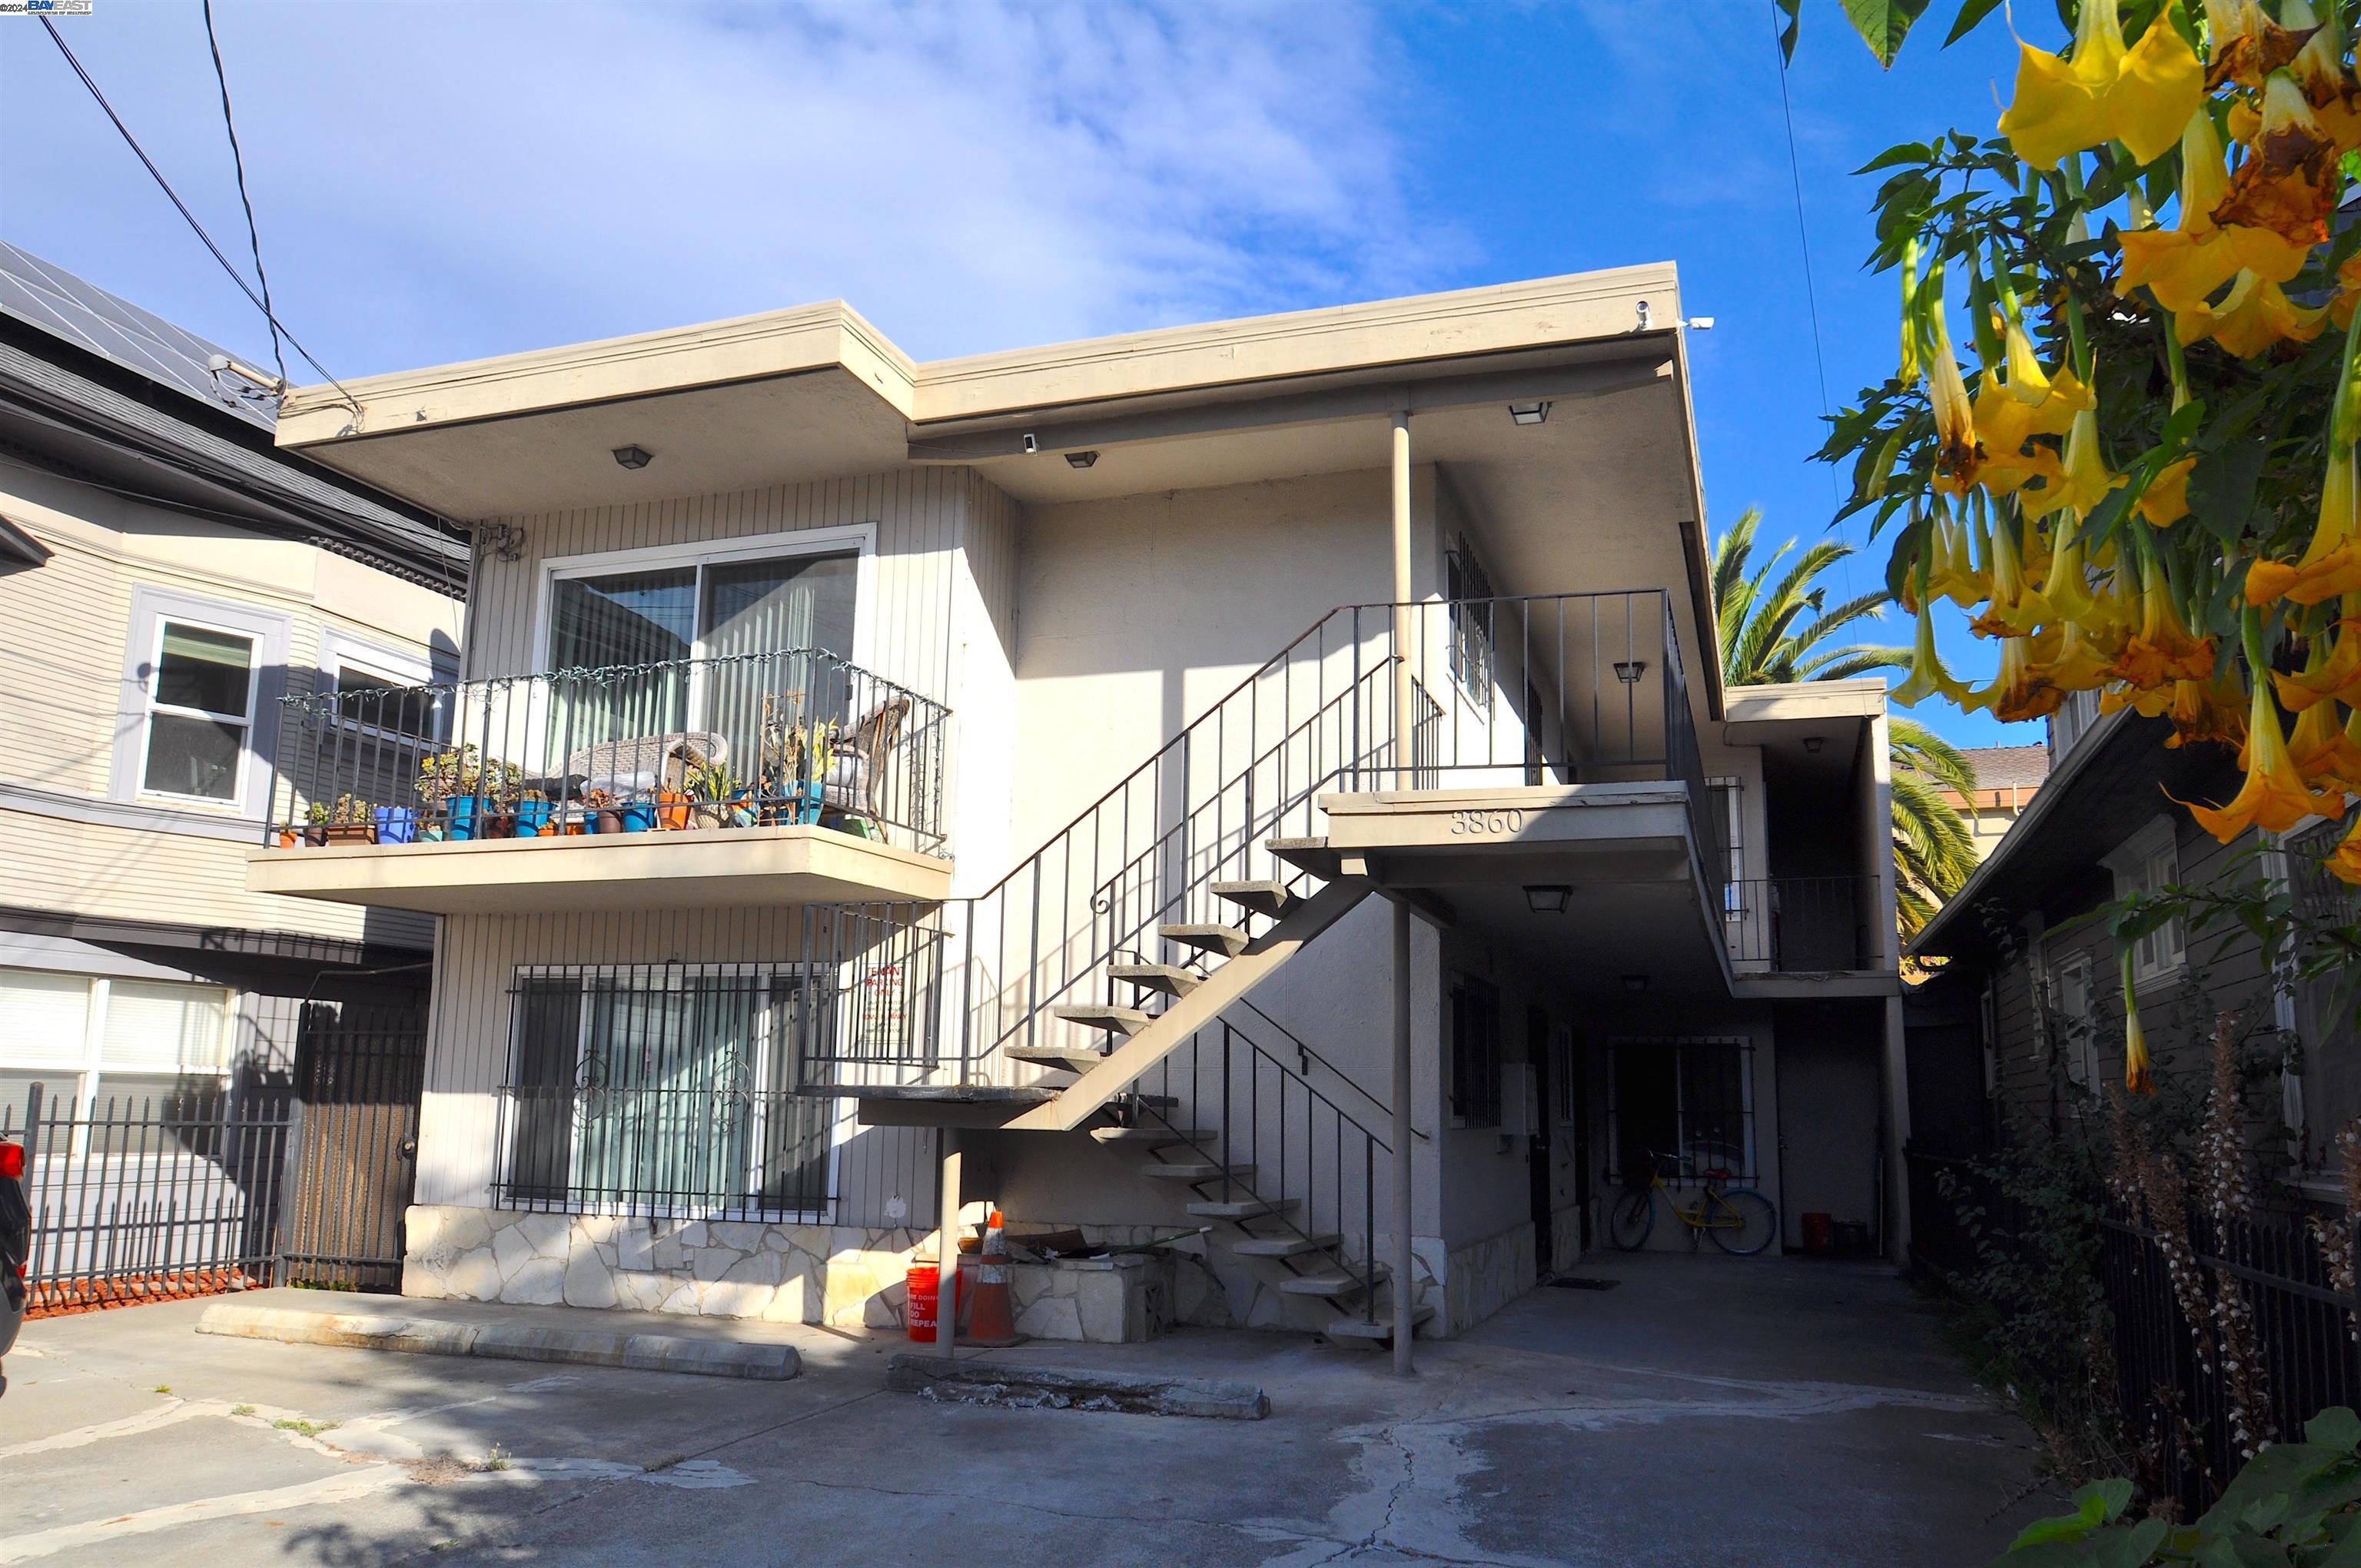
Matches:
[805,590,1716,1088]
[1721,875,1881,972]
[267,648,950,858]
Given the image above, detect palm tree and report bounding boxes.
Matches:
[1712,507,1981,940]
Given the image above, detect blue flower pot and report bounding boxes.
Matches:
[619,804,656,832]
[513,801,553,838]
[445,796,482,842]
[374,806,418,845]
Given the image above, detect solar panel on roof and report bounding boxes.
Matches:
[0,239,278,430]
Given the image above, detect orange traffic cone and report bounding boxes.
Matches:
[960,1210,1023,1347]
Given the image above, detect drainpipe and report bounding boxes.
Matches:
[1391,411,1414,790]
[938,1130,961,1360]
[1393,898,1415,1374]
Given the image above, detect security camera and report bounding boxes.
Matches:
[1021,433,1040,455]
[1635,301,1655,331]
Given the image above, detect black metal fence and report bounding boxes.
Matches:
[1908,1148,2361,1515]
[3,1081,291,1314]
[1722,875,1878,972]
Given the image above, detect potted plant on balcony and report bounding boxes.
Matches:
[419,744,483,839]
[581,788,626,835]
[300,801,328,847]
[686,760,754,829]
[322,794,378,845]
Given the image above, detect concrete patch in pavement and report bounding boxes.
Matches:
[885,1351,1269,1417]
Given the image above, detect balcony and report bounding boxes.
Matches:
[248,649,951,914]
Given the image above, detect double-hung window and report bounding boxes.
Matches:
[501,965,837,1221]
[2052,953,2099,1088]
[0,968,234,1137]
[140,620,257,803]
[1606,1038,1755,1182]
[2104,817,2187,988]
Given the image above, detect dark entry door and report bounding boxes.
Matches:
[1528,1007,1553,1276]
[281,1005,425,1291]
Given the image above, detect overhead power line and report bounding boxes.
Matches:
[39,14,355,410]
[200,0,284,389]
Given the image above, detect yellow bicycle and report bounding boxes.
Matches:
[1609,1148,1778,1255]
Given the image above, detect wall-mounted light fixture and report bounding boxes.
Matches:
[1523,884,1573,915]
[1065,450,1099,469]
[1508,401,1551,427]
[612,445,653,470]
[1803,736,1825,755]
[1021,433,1040,454]
[1622,973,1649,994]
[1613,660,1647,685]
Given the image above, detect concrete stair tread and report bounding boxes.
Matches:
[1229,1233,1340,1257]
[1107,962,1202,998]
[1209,880,1298,919]
[1185,1198,1297,1220]
[1158,922,1250,958]
[1322,1305,1436,1341]
[1053,1004,1154,1035]
[1277,1267,1389,1297]
[1006,1044,1109,1071]
[1088,1125,1214,1144]
[1141,1162,1252,1181]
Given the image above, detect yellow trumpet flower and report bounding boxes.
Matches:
[2039,529,2100,623]
[2138,457,2197,527]
[2177,669,2342,840]
[2326,809,2361,886]
[2109,564,2217,689]
[2031,408,2125,522]
[2207,0,2319,93]
[2049,619,2118,691]
[1975,633,2067,723]
[2122,951,2154,1095]
[1891,598,1977,709]
[1968,515,2054,638]
[2270,600,2361,709]
[2001,1,2203,169]
[1920,272,1982,497]
[1924,507,1985,609]
[2165,673,2249,750]
[2120,109,2313,311]
[2287,698,2361,800]
[2217,74,2342,249]
[2176,269,2329,358]
[2250,450,2361,606]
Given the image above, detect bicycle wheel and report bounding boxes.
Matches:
[1609,1187,1655,1251]
[1705,1188,1778,1256]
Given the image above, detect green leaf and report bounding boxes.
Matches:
[1775,0,1801,61]
[2188,434,2268,547]
[1841,0,1932,65]
[1945,0,2006,45]
[2306,1408,2361,1453]
[2094,1517,2169,1568]
[1858,140,1937,175]
[2087,1479,2134,1523]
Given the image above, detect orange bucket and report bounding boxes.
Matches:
[905,1262,940,1342]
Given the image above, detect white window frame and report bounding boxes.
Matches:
[2053,952,2099,1089]
[530,524,880,685]
[321,630,446,744]
[504,962,845,1225]
[0,967,237,1160]
[111,586,291,820]
[136,613,261,808]
[2103,816,2187,990]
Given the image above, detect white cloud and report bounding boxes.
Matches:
[0,0,1463,377]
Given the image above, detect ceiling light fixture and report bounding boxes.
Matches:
[1612,660,1647,685]
[611,445,653,470]
[1523,884,1573,915]
[1508,401,1551,427]
[1066,450,1099,470]
[1803,736,1825,755]
[1621,974,1649,994]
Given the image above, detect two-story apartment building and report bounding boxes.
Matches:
[0,243,466,1131]
[245,263,1903,1352]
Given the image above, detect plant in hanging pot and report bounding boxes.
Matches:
[322,794,378,845]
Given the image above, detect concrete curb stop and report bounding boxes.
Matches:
[884,1353,1268,1419]
[195,1302,800,1381]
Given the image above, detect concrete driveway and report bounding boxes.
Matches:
[1,1254,2054,1566]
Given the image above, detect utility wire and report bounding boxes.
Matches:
[39,15,357,413]
[1768,1,1859,603]
[200,0,284,389]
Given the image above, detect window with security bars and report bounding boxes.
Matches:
[500,965,836,1219]
[1605,1038,1755,1183]
[1446,537,1496,707]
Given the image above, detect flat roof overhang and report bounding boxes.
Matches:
[246,826,950,915]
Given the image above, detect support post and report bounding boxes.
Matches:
[1390,410,1414,790]
[1391,896,1415,1375]
[937,1129,962,1359]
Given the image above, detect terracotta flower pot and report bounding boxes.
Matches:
[656,789,691,831]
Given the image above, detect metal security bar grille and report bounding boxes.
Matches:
[1604,1038,1758,1184]
[269,647,949,856]
[3,1081,291,1314]
[493,964,856,1220]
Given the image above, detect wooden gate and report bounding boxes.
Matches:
[280,1006,426,1291]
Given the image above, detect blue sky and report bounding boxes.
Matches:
[0,1,2037,748]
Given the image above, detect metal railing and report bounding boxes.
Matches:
[811,590,1707,1088]
[490,1085,835,1221]
[268,647,951,857]
[1141,1016,1396,1323]
[1722,875,1881,972]
[4,1081,292,1314]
